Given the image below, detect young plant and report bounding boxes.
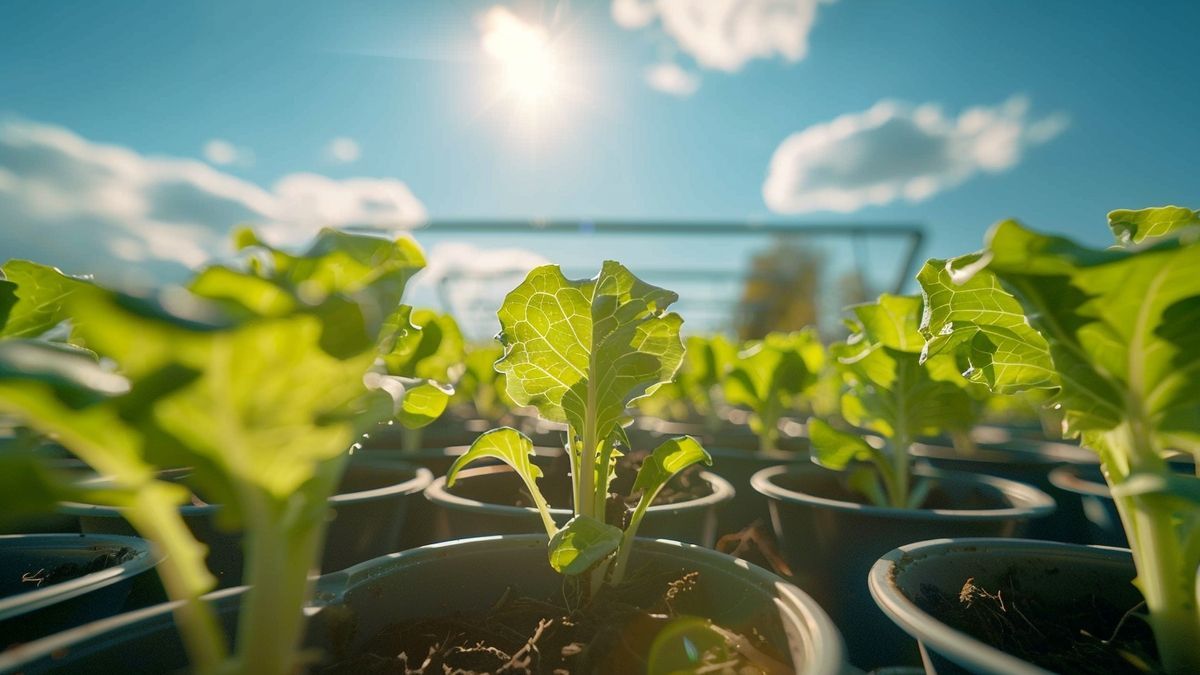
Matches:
[723,330,820,453]
[453,342,516,422]
[918,206,1200,672]
[680,334,736,432]
[0,229,443,675]
[445,261,712,589]
[807,295,976,508]
[376,308,464,450]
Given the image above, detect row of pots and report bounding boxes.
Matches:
[0,427,1155,673]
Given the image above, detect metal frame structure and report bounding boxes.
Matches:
[411,219,925,336]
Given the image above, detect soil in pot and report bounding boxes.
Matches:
[914,566,1158,674]
[320,562,789,674]
[4,547,138,596]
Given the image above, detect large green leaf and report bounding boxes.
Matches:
[921,219,1200,443]
[496,261,683,450]
[834,296,976,442]
[0,261,94,339]
[547,514,622,575]
[1108,206,1200,246]
[808,418,879,470]
[70,290,380,501]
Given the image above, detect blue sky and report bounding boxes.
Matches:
[1,0,1198,324]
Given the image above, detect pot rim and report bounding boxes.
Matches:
[910,440,1096,466]
[59,459,434,516]
[425,468,735,518]
[0,533,161,622]
[1047,464,1112,498]
[750,464,1056,521]
[867,537,1133,675]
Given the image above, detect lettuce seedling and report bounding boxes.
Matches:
[0,229,439,675]
[452,342,515,421]
[723,330,820,453]
[918,206,1200,672]
[680,334,736,432]
[808,295,976,508]
[445,262,711,589]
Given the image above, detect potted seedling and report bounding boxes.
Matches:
[0,228,447,675]
[870,206,1200,674]
[426,262,735,547]
[692,331,822,539]
[752,294,1056,669]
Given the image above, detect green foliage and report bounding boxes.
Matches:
[812,295,977,507]
[918,210,1200,672]
[450,262,710,590]
[1107,205,1200,246]
[453,342,515,421]
[723,330,820,452]
[0,229,439,675]
[0,260,94,339]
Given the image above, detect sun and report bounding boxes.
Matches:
[480,7,562,111]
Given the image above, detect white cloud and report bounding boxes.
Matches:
[613,0,834,73]
[202,139,253,167]
[644,62,700,96]
[0,120,426,282]
[327,137,360,164]
[763,95,1069,214]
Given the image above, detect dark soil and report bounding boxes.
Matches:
[14,547,137,593]
[915,567,1162,674]
[320,565,789,675]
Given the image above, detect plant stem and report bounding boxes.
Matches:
[233,475,333,675]
[125,486,227,675]
[1105,423,1200,674]
[401,425,422,454]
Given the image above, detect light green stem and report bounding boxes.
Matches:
[1105,423,1200,674]
[887,433,911,509]
[233,482,331,675]
[609,490,654,586]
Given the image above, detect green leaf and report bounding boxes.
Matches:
[1108,206,1200,246]
[833,295,976,441]
[723,330,818,448]
[379,308,465,382]
[921,218,1200,441]
[808,418,878,470]
[547,514,622,575]
[917,254,1057,393]
[0,260,94,339]
[678,334,736,414]
[0,279,16,333]
[631,435,711,499]
[395,379,453,428]
[496,261,683,464]
[453,342,513,420]
[446,427,556,535]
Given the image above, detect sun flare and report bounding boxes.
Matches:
[480,7,562,111]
